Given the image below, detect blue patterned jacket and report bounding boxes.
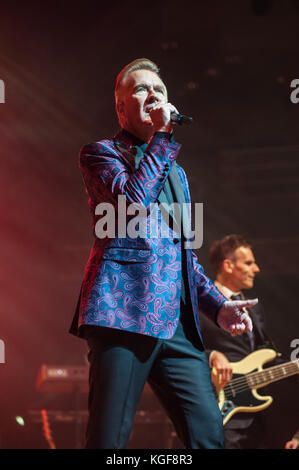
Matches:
[70,130,226,340]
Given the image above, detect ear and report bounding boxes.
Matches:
[222,258,234,274]
[116,100,125,116]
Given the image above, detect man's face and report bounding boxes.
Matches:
[227,246,260,291]
[116,69,168,141]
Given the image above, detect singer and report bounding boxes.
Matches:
[70,58,257,449]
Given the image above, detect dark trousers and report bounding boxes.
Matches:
[84,309,224,449]
[224,414,269,449]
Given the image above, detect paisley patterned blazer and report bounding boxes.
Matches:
[70,130,226,340]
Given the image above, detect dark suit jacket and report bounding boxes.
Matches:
[199,301,278,363]
[198,295,280,429]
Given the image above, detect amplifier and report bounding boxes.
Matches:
[36,365,89,394]
[35,364,154,395]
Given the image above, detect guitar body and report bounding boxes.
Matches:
[218,348,277,425]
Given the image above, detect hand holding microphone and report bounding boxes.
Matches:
[170,112,193,125]
[149,102,193,133]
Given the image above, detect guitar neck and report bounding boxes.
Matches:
[246,360,299,389]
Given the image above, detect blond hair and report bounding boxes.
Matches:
[115,58,161,103]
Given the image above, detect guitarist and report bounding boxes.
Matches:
[199,234,281,449]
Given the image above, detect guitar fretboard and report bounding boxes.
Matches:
[246,360,299,389]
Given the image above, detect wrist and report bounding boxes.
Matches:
[153,122,173,134]
[209,350,217,367]
[215,299,227,327]
[154,131,173,140]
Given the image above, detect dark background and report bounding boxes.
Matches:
[0,0,298,449]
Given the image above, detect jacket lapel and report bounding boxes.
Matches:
[113,130,188,237]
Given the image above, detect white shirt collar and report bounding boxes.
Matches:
[214,280,242,299]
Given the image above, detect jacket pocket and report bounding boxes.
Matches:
[102,247,152,263]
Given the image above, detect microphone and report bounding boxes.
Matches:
[171,112,193,125]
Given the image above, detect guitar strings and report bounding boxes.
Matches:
[223,373,298,397]
[224,364,299,396]
[221,361,299,397]
[225,360,299,388]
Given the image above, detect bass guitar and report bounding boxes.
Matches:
[216,348,299,425]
